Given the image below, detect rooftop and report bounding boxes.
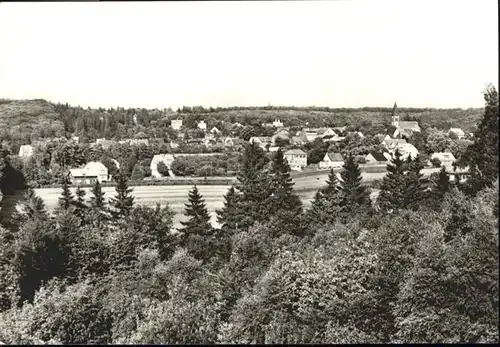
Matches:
[285,149,307,155]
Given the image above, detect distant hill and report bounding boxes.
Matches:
[0,98,65,146]
[0,98,484,150]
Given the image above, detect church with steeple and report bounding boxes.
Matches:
[391,101,421,138]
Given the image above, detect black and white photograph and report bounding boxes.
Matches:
[0,0,498,344]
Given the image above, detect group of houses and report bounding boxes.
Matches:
[14,103,468,177]
[67,153,178,185]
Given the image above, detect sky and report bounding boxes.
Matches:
[0,0,498,110]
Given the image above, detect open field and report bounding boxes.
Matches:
[21,167,446,230]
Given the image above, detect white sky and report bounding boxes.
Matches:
[0,0,498,110]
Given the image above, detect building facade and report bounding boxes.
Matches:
[284,149,308,171]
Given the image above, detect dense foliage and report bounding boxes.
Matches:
[0,88,497,344]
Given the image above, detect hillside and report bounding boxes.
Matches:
[0,98,65,146]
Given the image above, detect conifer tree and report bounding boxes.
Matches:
[435,166,450,197]
[89,180,106,210]
[339,154,370,216]
[459,84,499,195]
[267,148,302,216]
[306,169,342,226]
[89,180,108,225]
[217,185,240,230]
[429,166,451,210]
[180,185,211,236]
[109,172,135,219]
[233,142,271,229]
[377,149,407,212]
[179,185,213,261]
[321,168,340,197]
[72,185,88,225]
[403,155,426,210]
[55,177,75,215]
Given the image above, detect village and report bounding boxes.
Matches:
[14,103,471,187]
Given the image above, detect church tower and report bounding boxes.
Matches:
[391,102,399,127]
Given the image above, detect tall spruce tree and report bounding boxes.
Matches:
[340,154,370,216]
[55,177,75,215]
[403,155,426,210]
[306,168,342,226]
[233,142,271,229]
[89,180,108,225]
[267,148,302,216]
[179,185,213,261]
[459,84,499,195]
[180,185,211,236]
[377,149,407,212]
[321,168,340,197]
[217,185,240,230]
[109,172,135,219]
[73,185,88,225]
[89,180,106,210]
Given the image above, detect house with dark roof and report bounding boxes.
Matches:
[317,127,337,138]
[298,128,320,142]
[365,151,391,164]
[319,152,344,169]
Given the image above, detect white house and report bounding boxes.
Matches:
[430,152,456,169]
[171,119,183,130]
[84,162,109,182]
[319,152,344,169]
[69,168,94,185]
[197,120,207,131]
[448,128,465,139]
[150,154,175,178]
[129,139,150,146]
[383,138,407,150]
[210,127,221,134]
[272,119,284,128]
[18,145,34,157]
[284,149,308,171]
[389,143,419,161]
[69,161,108,185]
[133,113,138,125]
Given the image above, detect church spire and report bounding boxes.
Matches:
[391,102,399,127]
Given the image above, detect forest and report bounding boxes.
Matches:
[0,86,497,344]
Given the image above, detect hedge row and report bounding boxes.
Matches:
[35,177,237,189]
